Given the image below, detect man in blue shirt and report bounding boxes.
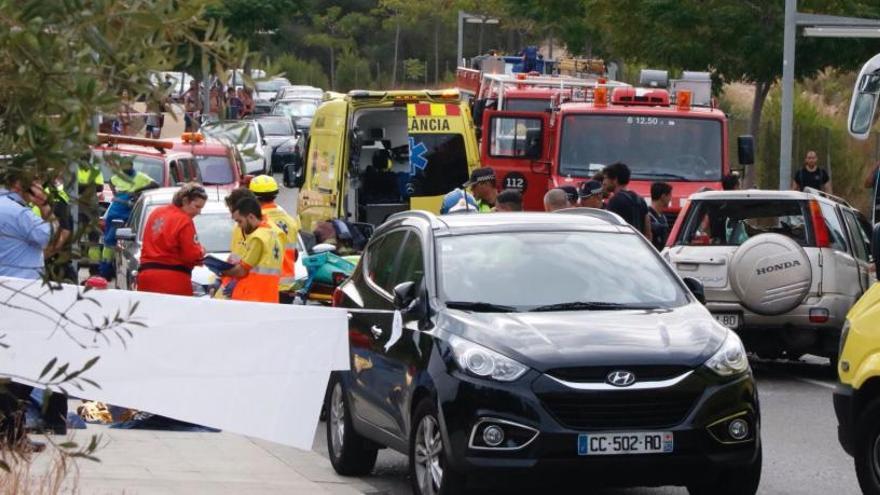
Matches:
[0,172,53,279]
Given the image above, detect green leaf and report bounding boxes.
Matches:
[39,357,57,379]
[50,363,69,381]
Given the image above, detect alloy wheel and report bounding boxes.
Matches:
[414,415,444,495]
[329,383,345,461]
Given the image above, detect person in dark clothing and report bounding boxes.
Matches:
[603,162,652,241]
[792,150,831,193]
[648,182,672,251]
[495,189,523,212]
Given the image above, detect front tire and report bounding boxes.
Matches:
[409,399,466,495]
[687,444,761,495]
[855,399,880,495]
[325,374,378,476]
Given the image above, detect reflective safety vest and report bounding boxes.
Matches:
[231,221,283,303]
[109,171,154,209]
[78,166,105,186]
[475,199,493,213]
[261,203,300,291]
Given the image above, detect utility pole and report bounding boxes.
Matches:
[779,0,796,189]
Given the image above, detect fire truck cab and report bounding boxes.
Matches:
[480,70,755,215]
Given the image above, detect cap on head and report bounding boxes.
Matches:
[463,167,496,188]
[578,180,603,199]
[559,185,578,204]
[249,174,279,194]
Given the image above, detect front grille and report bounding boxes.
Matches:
[546,365,692,383]
[539,389,700,430]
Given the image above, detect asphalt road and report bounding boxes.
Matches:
[277,182,858,495]
[310,358,856,495]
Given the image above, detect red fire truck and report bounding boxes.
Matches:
[479,70,754,216]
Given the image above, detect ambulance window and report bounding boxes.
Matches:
[406,134,469,197]
[489,116,542,158]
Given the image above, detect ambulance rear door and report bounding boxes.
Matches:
[298,97,348,232]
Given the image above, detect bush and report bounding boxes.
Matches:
[335,50,373,92]
[274,54,330,89]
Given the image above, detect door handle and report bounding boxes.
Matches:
[370,325,383,338]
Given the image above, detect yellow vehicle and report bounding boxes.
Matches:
[836,277,880,495]
[297,89,480,232]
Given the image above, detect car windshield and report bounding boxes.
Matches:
[139,207,231,253]
[676,200,813,247]
[558,115,723,181]
[257,119,293,136]
[202,122,257,146]
[437,231,688,310]
[272,100,318,118]
[504,98,551,113]
[256,79,289,92]
[193,212,233,253]
[193,155,234,185]
[94,153,165,184]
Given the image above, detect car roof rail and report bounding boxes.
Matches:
[802,187,853,208]
[384,210,441,227]
[554,207,627,226]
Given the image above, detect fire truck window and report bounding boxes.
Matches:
[489,117,542,158]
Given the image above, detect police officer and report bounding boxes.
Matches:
[221,196,284,303]
[463,167,498,212]
[249,175,300,304]
[99,162,158,280]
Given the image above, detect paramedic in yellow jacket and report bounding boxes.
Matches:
[220,196,283,303]
[249,175,300,304]
[215,187,255,299]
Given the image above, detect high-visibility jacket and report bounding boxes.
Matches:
[261,202,299,291]
[78,166,104,191]
[231,221,283,303]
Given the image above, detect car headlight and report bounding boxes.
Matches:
[839,319,851,359]
[448,335,528,382]
[705,331,749,376]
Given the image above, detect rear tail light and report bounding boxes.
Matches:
[809,200,831,248]
[809,308,830,323]
[331,287,344,307]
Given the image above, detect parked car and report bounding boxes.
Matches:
[328,210,761,495]
[253,77,292,114]
[200,120,270,175]
[253,115,303,174]
[271,97,320,134]
[169,132,247,191]
[113,188,230,295]
[664,188,873,363]
[275,85,323,102]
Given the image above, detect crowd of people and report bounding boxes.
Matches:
[181,79,255,132]
[440,162,744,251]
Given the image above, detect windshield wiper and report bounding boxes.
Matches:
[529,301,659,312]
[445,301,519,313]
[635,172,691,181]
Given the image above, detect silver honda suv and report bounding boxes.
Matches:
[664,188,873,363]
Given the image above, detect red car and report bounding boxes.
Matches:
[170,132,248,191]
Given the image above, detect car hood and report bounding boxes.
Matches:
[256,91,275,101]
[439,303,726,372]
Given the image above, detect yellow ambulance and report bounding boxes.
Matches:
[297,89,480,231]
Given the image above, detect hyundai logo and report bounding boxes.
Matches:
[607,370,637,387]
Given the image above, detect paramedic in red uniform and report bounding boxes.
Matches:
[137,183,208,295]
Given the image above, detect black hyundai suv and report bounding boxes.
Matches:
[327,210,761,495]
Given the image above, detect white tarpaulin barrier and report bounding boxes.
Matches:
[0,277,349,450]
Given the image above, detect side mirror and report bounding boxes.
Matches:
[261,138,267,146]
[111,219,126,229]
[116,228,135,241]
[849,55,880,140]
[682,277,706,305]
[313,243,337,254]
[393,281,417,311]
[737,135,755,166]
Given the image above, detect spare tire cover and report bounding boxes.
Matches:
[728,233,812,316]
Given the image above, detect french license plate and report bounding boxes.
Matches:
[577,432,673,456]
[713,313,740,329]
